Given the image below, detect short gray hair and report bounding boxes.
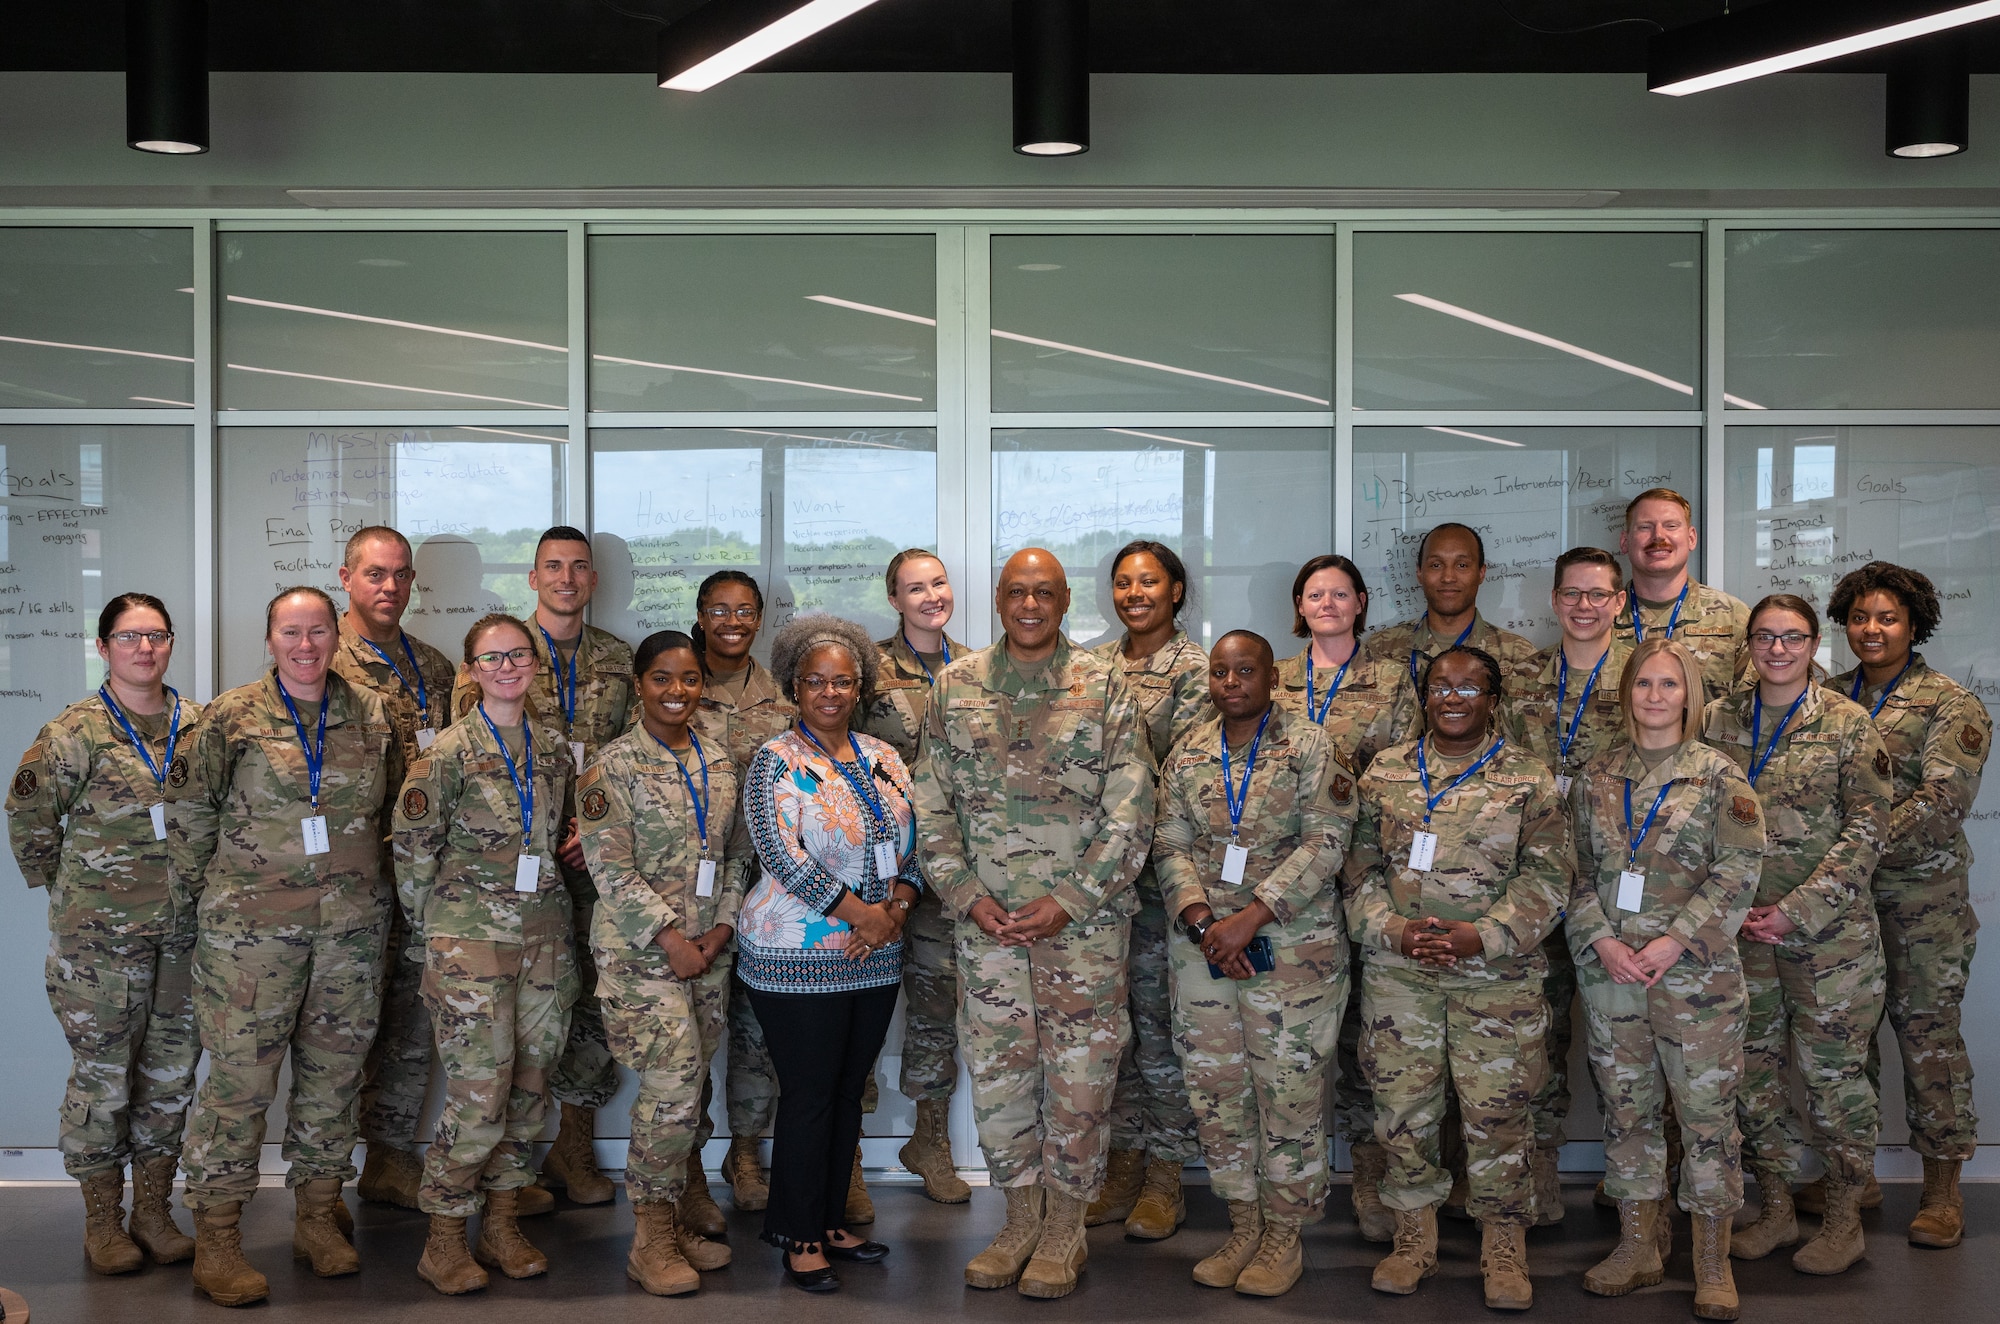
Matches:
[768,613,880,713]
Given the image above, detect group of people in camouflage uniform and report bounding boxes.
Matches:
[9,485,1986,1316]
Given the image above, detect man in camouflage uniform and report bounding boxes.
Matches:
[1361,523,1541,703]
[451,527,633,1206]
[1615,488,1749,702]
[1153,631,1357,1296]
[911,547,1155,1300]
[9,681,203,1271]
[333,526,461,1211]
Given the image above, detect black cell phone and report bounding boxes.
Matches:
[1209,934,1276,979]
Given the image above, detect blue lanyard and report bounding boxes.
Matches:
[361,632,429,722]
[1416,736,1504,825]
[1631,582,1689,643]
[797,725,890,835]
[903,632,951,685]
[1623,776,1674,868]
[538,624,578,726]
[652,727,711,852]
[1747,689,1809,787]
[275,677,330,811]
[1556,648,1608,766]
[1305,648,1353,725]
[1409,618,1476,692]
[99,685,181,790]
[477,703,535,851]
[1849,657,1913,720]
[1220,708,1271,841]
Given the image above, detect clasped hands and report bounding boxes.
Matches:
[1397,915,1483,966]
[968,894,1071,947]
[655,922,734,980]
[1177,901,1275,980]
[1590,934,1688,986]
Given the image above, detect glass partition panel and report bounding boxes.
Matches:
[0,229,194,408]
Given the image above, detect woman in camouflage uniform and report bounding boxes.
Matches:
[1703,594,1891,1277]
[1087,540,1210,1238]
[393,614,577,1294]
[7,593,202,1274]
[1570,639,1762,1319]
[582,630,752,1296]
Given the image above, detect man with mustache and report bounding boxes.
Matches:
[1614,489,1750,703]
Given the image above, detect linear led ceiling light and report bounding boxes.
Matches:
[1887,32,1970,156]
[127,0,208,153]
[658,0,885,92]
[1014,0,1089,155]
[1649,0,2000,97]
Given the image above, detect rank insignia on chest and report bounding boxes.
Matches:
[1728,795,1758,827]
[1961,724,1984,755]
[1015,718,1031,741]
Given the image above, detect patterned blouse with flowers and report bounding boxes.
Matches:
[737,726,925,995]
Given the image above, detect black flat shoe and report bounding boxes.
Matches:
[785,1253,842,1293]
[825,1239,890,1263]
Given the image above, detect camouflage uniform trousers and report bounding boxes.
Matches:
[1334,947,1375,1145]
[180,909,390,1207]
[1532,927,1579,1150]
[45,928,199,1179]
[418,935,575,1217]
[604,952,732,1203]
[1106,874,1201,1164]
[957,913,1132,1198]
[1169,926,1346,1221]
[1869,867,1980,1161]
[1736,920,1887,1187]
[1361,961,1549,1226]
[895,885,962,1102]
[1579,959,1745,1217]
[549,878,619,1111]
[356,901,433,1153]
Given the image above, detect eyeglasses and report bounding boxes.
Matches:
[702,605,761,623]
[107,630,173,647]
[1426,684,1493,701]
[472,647,536,672]
[1555,588,1618,607]
[1748,631,1814,652]
[799,676,858,694]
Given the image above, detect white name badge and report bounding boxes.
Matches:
[1408,831,1439,872]
[874,841,899,880]
[696,859,717,898]
[415,727,437,751]
[515,854,541,893]
[149,802,168,841]
[301,815,330,856]
[1616,870,1646,913]
[1220,842,1250,884]
[1555,774,1573,796]
[569,741,586,775]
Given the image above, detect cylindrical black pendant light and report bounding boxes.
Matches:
[127,0,208,154]
[1013,0,1088,156]
[1886,31,1969,158]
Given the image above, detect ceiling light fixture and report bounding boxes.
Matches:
[658,0,885,92]
[1887,32,1970,157]
[1425,426,1526,449]
[1649,0,2000,97]
[1105,428,1214,449]
[126,0,208,154]
[1013,0,1089,156]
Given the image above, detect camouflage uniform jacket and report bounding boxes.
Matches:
[579,721,752,958]
[168,671,402,932]
[1342,733,1573,986]
[699,657,795,798]
[331,618,457,766]
[1362,611,1541,699]
[1153,706,1358,938]
[1702,682,1892,939]
[911,635,1156,924]
[1567,740,1764,969]
[1274,644,1419,776]
[1089,630,1213,766]
[449,619,634,771]
[1832,655,1991,884]
[7,693,205,938]
[856,631,966,765]
[1508,637,1633,785]
[1614,579,1749,702]
[391,712,574,945]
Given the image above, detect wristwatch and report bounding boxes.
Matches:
[891,896,913,915]
[1181,914,1213,945]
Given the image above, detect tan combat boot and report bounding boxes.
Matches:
[966,1184,1043,1289]
[192,1202,269,1306]
[1349,1142,1395,1243]
[1442,1168,1471,1220]
[80,1168,144,1274]
[1794,1171,1882,1215]
[1234,1217,1303,1297]
[1730,1169,1798,1260]
[1084,1148,1144,1226]
[1193,1200,1262,1287]
[725,1135,768,1212]
[1124,1158,1186,1240]
[1792,1177,1866,1275]
[540,1103,614,1205]
[1909,1157,1964,1249]
[418,1214,489,1295]
[1583,1199,1666,1296]
[628,1201,700,1296]
[899,1098,971,1204]
[678,1223,733,1272]
[293,1176,360,1276]
[1692,1214,1739,1320]
[130,1155,195,1264]
[474,1188,548,1278]
[678,1152,727,1237]
[845,1146,875,1225]
[357,1144,423,1209]
[515,1182,555,1216]
[1479,1220,1533,1311]
[1371,1204,1439,1294]
[1532,1146,1564,1225]
[1018,1187,1088,1299]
